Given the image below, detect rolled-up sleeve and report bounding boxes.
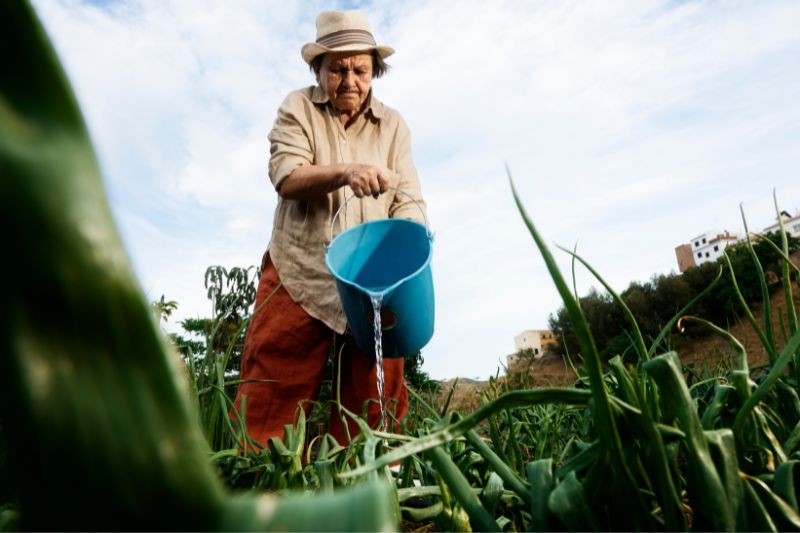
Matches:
[268,92,315,191]
[389,117,427,225]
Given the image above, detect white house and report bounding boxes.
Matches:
[675,205,799,273]
[506,329,558,368]
[763,211,800,239]
[676,230,742,272]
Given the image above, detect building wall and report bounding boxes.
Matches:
[514,330,558,359]
[678,211,799,273]
[686,230,741,267]
[763,213,800,239]
[675,243,696,273]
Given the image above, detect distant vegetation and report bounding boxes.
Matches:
[549,231,800,362]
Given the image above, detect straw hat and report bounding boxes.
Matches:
[301,10,395,65]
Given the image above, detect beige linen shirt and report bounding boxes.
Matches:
[267,85,427,334]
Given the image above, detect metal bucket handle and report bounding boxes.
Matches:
[328,186,431,244]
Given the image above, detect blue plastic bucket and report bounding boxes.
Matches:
[325,198,434,359]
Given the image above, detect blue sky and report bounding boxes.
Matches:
[33,0,800,380]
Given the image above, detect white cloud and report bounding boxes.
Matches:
[32,0,800,380]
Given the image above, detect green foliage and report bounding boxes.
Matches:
[167,265,259,406]
[0,3,395,530]
[203,265,260,373]
[330,173,800,531]
[150,294,179,323]
[6,1,800,530]
[324,174,800,531]
[404,351,439,392]
[550,231,800,362]
[171,318,208,359]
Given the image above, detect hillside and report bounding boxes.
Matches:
[683,277,798,370]
[436,251,800,413]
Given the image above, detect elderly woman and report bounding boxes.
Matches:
[231,10,427,445]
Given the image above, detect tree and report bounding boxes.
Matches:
[404,351,438,393]
[171,265,260,379]
[547,229,800,363]
[150,294,178,324]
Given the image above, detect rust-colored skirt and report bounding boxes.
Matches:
[230,251,408,446]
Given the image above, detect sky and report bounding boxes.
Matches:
[32,0,800,380]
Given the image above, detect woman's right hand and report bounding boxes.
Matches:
[341,163,389,199]
[277,163,389,200]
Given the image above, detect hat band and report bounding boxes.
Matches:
[316,29,376,49]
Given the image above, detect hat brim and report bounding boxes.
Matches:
[301,42,395,64]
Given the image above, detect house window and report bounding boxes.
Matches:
[793,223,800,233]
[702,238,707,244]
[697,252,702,258]
[705,252,710,258]
[694,241,700,247]
[713,245,719,252]
[534,348,539,355]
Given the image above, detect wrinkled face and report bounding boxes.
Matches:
[317,52,373,115]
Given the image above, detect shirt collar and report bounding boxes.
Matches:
[311,85,385,120]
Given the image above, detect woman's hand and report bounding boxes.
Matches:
[341,163,389,199]
[277,163,389,200]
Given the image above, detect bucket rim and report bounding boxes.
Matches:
[324,218,433,299]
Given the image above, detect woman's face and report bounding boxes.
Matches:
[318,52,373,116]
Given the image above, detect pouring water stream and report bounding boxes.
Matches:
[370,294,387,432]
